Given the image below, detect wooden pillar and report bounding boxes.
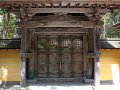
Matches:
[94,25,100,86]
[20,18,27,86]
[30,30,36,78]
[83,34,87,79]
[33,33,38,78]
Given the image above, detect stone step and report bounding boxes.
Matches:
[27,78,84,85]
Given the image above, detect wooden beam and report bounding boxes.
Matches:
[34,32,87,35]
[32,27,89,34]
[26,8,94,14]
[30,15,90,22]
[97,8,111,14]
[9,8,110,18]
[26,21,94,28]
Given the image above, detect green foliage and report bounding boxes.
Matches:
[7,14,16,38]
[0,8,6,15]
[111,9,120,23]
[0,8,16,39]
[101,9,120,38]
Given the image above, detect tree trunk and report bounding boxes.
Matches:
[1,11,9,39]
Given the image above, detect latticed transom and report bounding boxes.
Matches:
[73,39,82,49]
[62,39,71,48]
[50,39,58,48]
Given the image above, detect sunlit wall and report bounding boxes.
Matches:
[100,49,120,81]
[0,49,20,82]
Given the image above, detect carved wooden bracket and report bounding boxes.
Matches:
[86,7,111,25]
[20,7,34,20]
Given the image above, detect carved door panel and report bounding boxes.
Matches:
[62,53,72,77]
[37,35,83,78]
[38,54,47,77]
[49,53,59,77]
[73,53,83,77]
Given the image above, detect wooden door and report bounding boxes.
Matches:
[37,35,83,78]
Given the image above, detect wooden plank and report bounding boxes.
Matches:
[26,21,94,28]
[30,15,90,21]
[34,32,87,35]
[26,8,94,14]
[9,8,110,17]
[21,8,109,15]
[25,8,109,14]
[34,27,89,33]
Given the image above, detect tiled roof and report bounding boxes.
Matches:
[0,39,21,49]
[112,22,120,29]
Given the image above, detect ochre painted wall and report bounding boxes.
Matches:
[0,49,120,81]
[100,49,120,80]
[0,49,20,81]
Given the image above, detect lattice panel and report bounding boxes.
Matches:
[49,39,58,48]
[62,39,71,48]
[73,39,82,49]
[38,39,47,48]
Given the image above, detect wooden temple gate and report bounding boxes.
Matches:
[25,15,92,81]
[0,0,120,86]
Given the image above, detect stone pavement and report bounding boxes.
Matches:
[0,84,120,90]
[27,85,93,90]
[0,85,94,90]
[93,85,120,90]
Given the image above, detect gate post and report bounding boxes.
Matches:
[93,25,100,86]
[20,8,27,86]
